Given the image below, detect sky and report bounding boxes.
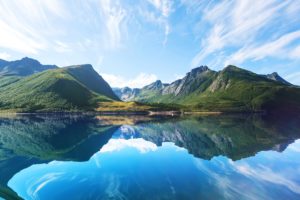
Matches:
[0,0,300,87]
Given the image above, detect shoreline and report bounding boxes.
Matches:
[0,110,266,116]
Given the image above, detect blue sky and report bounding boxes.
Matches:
[0,0,300,87]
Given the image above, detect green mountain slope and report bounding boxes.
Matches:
[66,64,119,100]
[119,65,300,114]
[190,66,300,113]
[0,64,119,112]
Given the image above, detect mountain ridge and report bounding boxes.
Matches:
[0,57,58,76]
[113,65,300,114]
[114,65,292,101]
[0,57,299,114]
[0,63,119,112]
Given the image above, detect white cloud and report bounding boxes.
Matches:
[285,72,300,85]
[289,45,300,59]
[0,0,69,55]
[54,41,72,53]
[191,0,300,67]
[147,0,173,46]
[148,0,172,17]
[99,0,127,49]
[225,30,300,66]
[0,52,11,60]
[286,140,300,152]
[100,138,158,153]
[234,163,300,195]
[0,18,46,54]
[101,72,158,88]
[173,73,184,80]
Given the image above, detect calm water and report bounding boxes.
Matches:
[0,114,300,200]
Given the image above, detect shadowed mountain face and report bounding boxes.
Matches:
[0,57,57,77]
[66,65,119,101]
[114,65,300,114]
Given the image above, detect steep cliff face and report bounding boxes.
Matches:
[113,65,300,113]
[162,66,216,96]
[115,66,216,101]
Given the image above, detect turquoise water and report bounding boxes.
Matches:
[1,114,300,199]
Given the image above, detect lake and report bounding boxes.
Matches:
[0,114,300,200]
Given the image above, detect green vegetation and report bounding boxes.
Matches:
[0,60,300,114]
[0,65,116,112]
[128,65,300,114]
[97,101,180,112]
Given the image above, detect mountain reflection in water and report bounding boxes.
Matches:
[0,114,299,200]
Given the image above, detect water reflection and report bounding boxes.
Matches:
[0,114,119,199]
[0,114,299,199]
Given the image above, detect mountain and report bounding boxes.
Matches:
[114,65,300,114]
[114,66,217,102]
[1,57,299,114]
[0,57,57,76]
[264,72,291,85]
[113,87,140,101]
[0,64,119,112]
[0,59,9,67]
[65,64,118,100]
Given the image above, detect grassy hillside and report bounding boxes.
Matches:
[184,66,300,113]
[128,65,300,114]
[0,65,116,112]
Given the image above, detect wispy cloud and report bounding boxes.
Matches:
[225,30,300,65]
[0,0,299,85]
[0,0,69,54]
[99,0,127,49]
[54,41,72,53]
[289,45,300,59]
[234,163,300,195]
[147,0,173,45]
[101,73,158,88]
[191,0,300,68]
[0,52,11,60]
[285,71,300,85]
[100,138,158,154]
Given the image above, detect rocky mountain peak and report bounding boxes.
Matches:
[121,87,132,93]
[189,66,210,75]
[223,65,240,72]
[19,57,41,65]
[143,80,164,90]
[266,72,291,85]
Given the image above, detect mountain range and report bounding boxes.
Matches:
[0,58,119,112]
[0,57,299,114]
[0,57,57,76]
[114,65,300,114]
